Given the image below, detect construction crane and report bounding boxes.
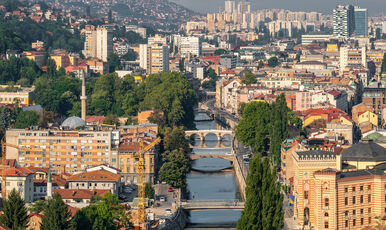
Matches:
[137,136,161,229]
[1,138,31,200]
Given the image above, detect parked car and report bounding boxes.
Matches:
[168,187,174,192]
[160,196,166,202]
[165,208,172,215]
[242,154,250,160]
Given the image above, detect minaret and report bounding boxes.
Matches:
[80,76,87,121]
[46,166,52,199]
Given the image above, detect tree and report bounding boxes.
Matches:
[29,200,47,213]
[381,53,386,75]
[268,56,279,67]
[145,183,155,199]
[108,53,121,73]
[71,193,131,230]
[0,107,15,130]
[242,72,257,85]
[103,114,119,126]
[0,189,28,230]
[159,148,190,188]
[163,126,190,153]
[40,193,71,230]
[14,110,40,129]
[237,155,283,230]
[258,60,264,69]
[214,49,227,55]
[236,101,271,153]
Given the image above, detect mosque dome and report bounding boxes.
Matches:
[61,116,86,129]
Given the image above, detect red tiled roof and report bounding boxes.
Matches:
[119,142,140,151]
[67,169,120,182]
[54,189,110,200]
[0,167,34,177]
[86,116,105,123]
[220,69,236,75]
[327,90,341,97]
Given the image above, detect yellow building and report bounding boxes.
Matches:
[23,51,45,67]
[327,44,338,52]
[0,90,34,105]
[51,55,71,70]
[290,140,386,229]
[358,111,378,127]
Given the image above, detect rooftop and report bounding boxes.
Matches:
[342,140,386,162]
[67,169,120,182]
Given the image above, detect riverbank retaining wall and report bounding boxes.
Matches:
[156,208,187,230]
[233,152,247,200]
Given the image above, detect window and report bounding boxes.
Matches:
[368,208,371,213]
[345,220,348,228]
[369,217,371,224]
[325,212,329,217]
[353,219,356,226]
[352,187,356,192]
[361,218,364,225]
[360,195,363,203]
[361,209,364,214]
[353,196,356,205]
[345,197,348,205]
[360,186,363,191]
[368,194,371,203]
[368,185,371,190]
[324,221,328,229]
[324,198,329,207]
[353,210,356,215]
[345,187,348,193]
[345,211,348,216]
[304,191,309,199]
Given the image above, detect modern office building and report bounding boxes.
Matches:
[82,26,112,62]
[333,5,355,38]
[354,7,368,37]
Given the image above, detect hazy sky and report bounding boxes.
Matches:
[170,0,386,16]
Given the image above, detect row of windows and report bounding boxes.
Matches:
[344,194,371,205]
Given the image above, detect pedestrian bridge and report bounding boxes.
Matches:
[185,130,233,148]
[181,199,244,210]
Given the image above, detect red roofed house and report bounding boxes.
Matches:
[66,169,121,194]
[28,213,42,230]
[85,116,105,126]
[0,167,35,202]
[54,189,110,204]
[311,90,348,113]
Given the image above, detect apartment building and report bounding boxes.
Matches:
[139,43,169,74]
[5,127,120,174]
[362,85,386,115]
[82,26,112,62]
[0,167,35,203]
[67,169,121,194]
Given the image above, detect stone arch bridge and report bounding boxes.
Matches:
[185,130,234,149]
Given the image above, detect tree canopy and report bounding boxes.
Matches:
[40,193,72,230]
[268,56,279,67]
[0,189,28,230]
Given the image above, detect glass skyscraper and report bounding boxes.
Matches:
[354,7,368,37]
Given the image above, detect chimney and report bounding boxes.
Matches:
[80,75,87,121]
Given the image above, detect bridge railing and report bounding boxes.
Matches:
[181,199,242,203]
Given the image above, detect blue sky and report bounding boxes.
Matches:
[170,0,385,15]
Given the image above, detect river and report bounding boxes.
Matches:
[184,111,241,229]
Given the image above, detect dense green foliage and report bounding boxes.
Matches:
[71,193,131,230]
[108,53,121,73]
[145,183,155,199]
[268,56,279,67]
[0,15,83,53]
[0,56,42,85]
[159,126,191,188]
[86,72,196,128]
[40,194,72,230]
[214,49,227,55]
[236,95,289,164]
[14,110,40,129]
[29,199,47,214]
[0,106,16,130]
[112,28,146,44]
[0,189,28,230]
[202,68,218,90]
[381,53,386,75]
[237,155,283,230]
[242,72,257,85]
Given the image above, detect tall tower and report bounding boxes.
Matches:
[81,76,87,121]
[46,166,52,199]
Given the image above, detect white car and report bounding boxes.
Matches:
[165,208,172,215]
[160,196,166,202]
[242,154,250,160]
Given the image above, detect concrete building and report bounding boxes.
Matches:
[363,86,386,115]
[139,43,169,74]
[179,36,201,58]
[5,126,120,174]
[0,167,35,203]
[67,169,121,194]
[83,26,112,62]
[339,46,367,73]
[0,88,34,106]
[333,5,355,38]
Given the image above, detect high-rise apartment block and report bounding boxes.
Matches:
[179,37,201,58]
[224,0,235,13]
[339,46,367,73]
[354,7,368,37]
[333,5,355,38]
[139,43,169,74]
[5,127,120,174]
[82,26,112,62]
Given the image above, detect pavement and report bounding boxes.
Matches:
[147,184,178,218]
